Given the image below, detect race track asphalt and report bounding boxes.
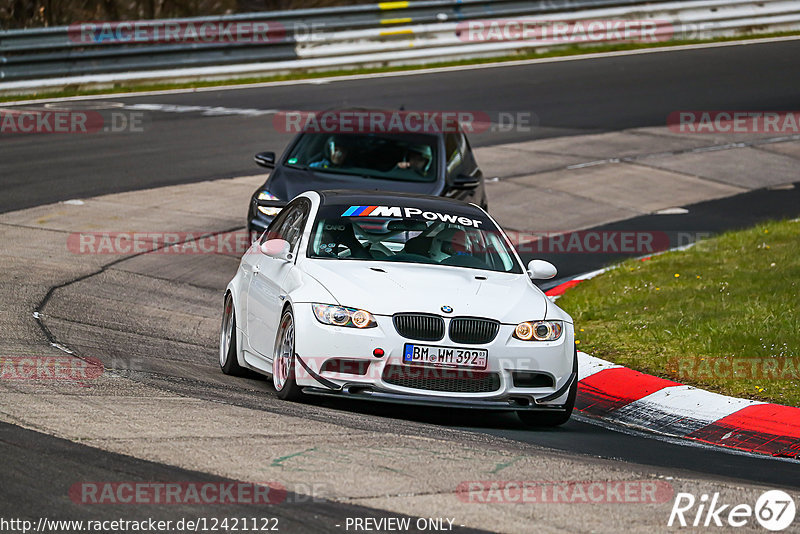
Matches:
[2,38,800,529]
[2,38,800,213]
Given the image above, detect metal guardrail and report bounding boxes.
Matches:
[1,0,799,91]
[0,0,670,81]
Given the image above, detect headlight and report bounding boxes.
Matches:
[312,304,377,329]
[514,320,563,341]
[257,191,282,216]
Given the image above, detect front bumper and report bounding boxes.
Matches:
[300,374,576,411]
[292,303,575,408]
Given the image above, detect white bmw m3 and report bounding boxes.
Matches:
[220,190,577,426]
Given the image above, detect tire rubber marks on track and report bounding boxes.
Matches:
[607,385,763,436]
[689,404,800,458]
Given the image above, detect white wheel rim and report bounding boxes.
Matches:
[220,295,234,367]
[273,313,294,391]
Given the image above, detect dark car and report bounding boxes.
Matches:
[247,126,487,236]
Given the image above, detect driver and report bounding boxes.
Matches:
[309,136,349,169]
[396,145,432,176]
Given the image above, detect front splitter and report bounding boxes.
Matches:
[301,386,570,411]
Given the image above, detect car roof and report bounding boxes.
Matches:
[316,189,476,210]
[317,189,468,208]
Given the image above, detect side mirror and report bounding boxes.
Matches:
[452,174,480,190]
[260,239,292,261]
[527,259,557,280]
[254,151,276,169]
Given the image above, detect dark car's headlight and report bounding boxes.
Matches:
[514,320,563,341]
[257,191,282,216]
[312,304,377,329]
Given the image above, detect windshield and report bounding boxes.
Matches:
[285,133,438,183]
[308,204,522,274]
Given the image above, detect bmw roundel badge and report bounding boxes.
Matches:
[441,305,453,313]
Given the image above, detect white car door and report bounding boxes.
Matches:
[246,200,310,359]
[236,239,261,351]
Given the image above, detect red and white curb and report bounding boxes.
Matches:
[546,277,800,459]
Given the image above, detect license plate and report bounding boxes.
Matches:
[403,343,488,369]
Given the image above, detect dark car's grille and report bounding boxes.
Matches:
[382,365,501,393]
[449,317,500,344]
[393,313,444,341]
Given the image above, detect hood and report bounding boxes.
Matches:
[300,259,546,324]
[268,167,443,200]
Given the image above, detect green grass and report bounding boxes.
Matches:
[558,219,800,406]
[2,31,799,103]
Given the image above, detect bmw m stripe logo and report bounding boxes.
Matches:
[342,205,378,216]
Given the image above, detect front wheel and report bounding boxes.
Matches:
[272,308,303,401]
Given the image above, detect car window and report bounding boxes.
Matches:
[281,204,308,252]
[308,204,522,274]
[285,132,439,183]
[445,133,465,176]
[261,209,290,244]
[261,199,310,252]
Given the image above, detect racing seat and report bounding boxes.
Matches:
[319,220,371,259]
[402,234,434,256]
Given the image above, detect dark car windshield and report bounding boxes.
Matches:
[308,204,523,274]
[285,133,438,183]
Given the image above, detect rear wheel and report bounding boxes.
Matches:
[518,349,578,427]
[220,293,246,376]
[272,308,303,401]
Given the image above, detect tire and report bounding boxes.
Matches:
[272,308,303,401]
[220,292,247,376]
[517,349,578,427]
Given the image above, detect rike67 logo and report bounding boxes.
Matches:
[668,490,796,531]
